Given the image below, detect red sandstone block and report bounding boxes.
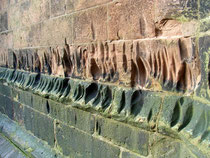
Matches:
[8,0,50,29]
[0,0,8,12]
[27,23,42,47]
[40,15,73,46]
[73,6,107,44]
[14,15,72,49]
[50,0,65,17]
[107,0,155,40]
[13,27,29,49]
[8,3,20,29]
[65,0,74,13]
[155,19,199,37]
[66,0,112,13]
[155,0,198,21]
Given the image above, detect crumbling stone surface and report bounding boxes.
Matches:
[0,67,209,157]
[0,0,209,157]
[5,38,201,93]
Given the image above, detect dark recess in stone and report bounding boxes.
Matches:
[85,83,98,104]
[46,100,50,114]
[131,90,142,116]
[171,100,180,127]
[118,92,126,113]
[178,104,193,131]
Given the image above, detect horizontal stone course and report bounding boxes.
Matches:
[96,116,149,156]
[8,0,50,29]
[55,121,121,158]
[23,105,55,147]
[50,0,65,17]
[73,5,107,43]
[0,76,209,157]
[121,151,144,158]
[107,0,155,40]
[0,0,209,157]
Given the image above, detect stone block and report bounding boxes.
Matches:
[155,0,198,21]
[107,0,155,40]
[73,6,107,44]
[13,100,24,125]
[55,122,120,157]
[50,0,65,17]
[27,23,42,47]
[121,151,143,158]
[48,100,95,134]
[48,99,67,121]
[96,116,149,156]
[65,0,74,13]
[41,14,73,46]
[0,11,8,32]
[66,0,112,13]
[151,139,197,158]
[0,0,8,12]
[55,122,93,157]
[18,90,32,107]
[13,26,29,49]
[196,35,210,99]
[24,106,54,147]
[91,137,120,158]
[8,0,50,29]
[0,94,6,114]
[0,83,11,97]
[66,107,95,134]
[32,94,48,114]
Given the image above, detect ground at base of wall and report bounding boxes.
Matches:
[0,134,26,158]
[0,113,62,158]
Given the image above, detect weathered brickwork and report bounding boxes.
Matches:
[0,0,209,157]
[0,67,209,157]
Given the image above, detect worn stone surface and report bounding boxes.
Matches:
[24,106,55,147]
[0,113,61,158]
[0,0,209,157]
[108,0,155,40]
[121,151,143,158]
[0,68,209,157]
[50,0,65,17]
[0,11,8,32]
[6,37,202,92]
[8,0,50,29]
[73,6,107,43]
[96,116,149,156]
[55,121,121,158]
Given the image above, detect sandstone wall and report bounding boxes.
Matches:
[0,0,209,158]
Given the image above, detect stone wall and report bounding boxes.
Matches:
[0,0,209,157]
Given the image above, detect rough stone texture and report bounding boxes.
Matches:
[0,0,209,157]
[50,0,65,17]
[73,6,107,43]
[8,0,50,29]
[24,106,55,147]
[121,151,143,158]
[6,37,202,92]
[108,0,155,40]
[96,116,149,156]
